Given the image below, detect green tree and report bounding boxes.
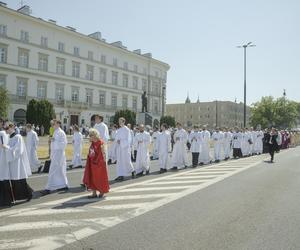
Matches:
[160,115,176,128]
[250,96,298,129]
[0,86,10,119]
[26,99,55,134]
[113,109,136,127]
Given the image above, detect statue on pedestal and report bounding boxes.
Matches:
[141,91,148,113]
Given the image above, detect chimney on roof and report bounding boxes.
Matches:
[143,53,152,58]
[17,5,31,15]
[88,32,102,40]
[111,41,127,49]
[133,49,141,55]
[0,1,7,6]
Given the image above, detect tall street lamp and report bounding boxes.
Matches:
[237,42,256,128]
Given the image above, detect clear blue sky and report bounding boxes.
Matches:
[7,0,300,105]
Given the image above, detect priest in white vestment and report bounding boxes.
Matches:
[134,124,151,176]
[151,127,160,160]
[199,126,211,165]
[94,115,109,162]
[171,122,188,170]
[26,124,41,173]
[157,123,171,173]
[212,128,224,163]
[223,128,232,160]
[71,125,83,168]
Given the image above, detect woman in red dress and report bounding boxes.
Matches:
[83,128,110,198]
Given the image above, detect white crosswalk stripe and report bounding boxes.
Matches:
[0,154,269,250]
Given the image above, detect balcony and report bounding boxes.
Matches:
[65,100,89,110]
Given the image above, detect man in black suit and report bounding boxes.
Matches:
[265,127,279,163]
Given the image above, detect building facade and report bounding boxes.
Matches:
[0,4,170,128]
[166,97,251,129]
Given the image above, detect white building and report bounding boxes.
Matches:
[0,3,170,128]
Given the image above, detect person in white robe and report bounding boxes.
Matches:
[151,127,160,160]
[71,125,83,168]
[0,121,9,181]
[0,122,33,206]
[171,122,189,170]
[157,123,171,173]
[189,125,201,167]
[212,128,224,163]
[134,124,151,176]
[94,115,109,162]
[241,129,250,157]
[249,127,256,155]
[114,117,135,181]
[25,124,41,173]
[199,126,211,165]
[254,128,264,154]
[108,124,118,164]
[41,120,68,195]
[127,124,135,162]
[232,127,243,159]
[223,128,232,160]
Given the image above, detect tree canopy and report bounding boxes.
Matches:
[250,96,299,129]
[0,86,10,119]
[113,109,136,127]
[160,115,176,128]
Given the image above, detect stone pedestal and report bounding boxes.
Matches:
[136,112,153,127]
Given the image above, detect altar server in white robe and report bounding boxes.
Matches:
[114,117,135,181]
[151,127,160,160]
[223,128,232,160]
[94,115,109,162]
[108,124,117,164]
[25,124,41,173]
[199,126,211,165]
[0,122,33,206]
[254,128,264,154]
[134,124,151,176]
[212,128,224,163]
[249,127,256,155]
[71,125,83,168]
[41,120,68,195]
[157,123,171,173]
[171,122,188,170]
[242,128,251,157]
[189,125,201,167]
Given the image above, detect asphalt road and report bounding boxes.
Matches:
[0,147,299,250]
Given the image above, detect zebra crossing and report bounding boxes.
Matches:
[0,154,268,250]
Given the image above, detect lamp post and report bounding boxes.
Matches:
[237,42,256,128]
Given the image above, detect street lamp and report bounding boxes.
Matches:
[237,42,256,128]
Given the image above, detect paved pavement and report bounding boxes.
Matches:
[0,147,299,250]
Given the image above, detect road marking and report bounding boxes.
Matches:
[10,208,85,217]
[90,202,152,210]
[171,176,217,180]
[117,185,199,192]
[144,180,204,185]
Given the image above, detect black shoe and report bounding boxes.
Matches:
[115,176,124,181]
[131,171,136,179]
[68,165,73,170]
[57,186,69,191]
[107,159,112,165]
[37,165,43,173]
[80,183,86,188]
[74,165,83,169]
[184,165,188,169]
[146,169,150,175]
[27,194,33,202]
[171,167,178,171]
[40,189,51,196]
[199,162,204,166]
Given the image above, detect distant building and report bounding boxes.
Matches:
[0,3,170,127]
[166,96,251,129]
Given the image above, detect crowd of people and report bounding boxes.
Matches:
[1,115,299,208]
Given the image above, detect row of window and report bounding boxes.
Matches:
[0,24,163,78]
[0,44,163,92]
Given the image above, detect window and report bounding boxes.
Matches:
[123,62,128,70]
[122,74,128,88]
[88,51,93,60]
[73,47,80,56]
[155,71,159,78]
[17,78,27,97]
[113,58,118,67]
[101,55,106,64]
[112,71,118,85]
[0,25,7,36]
[111,94,117,107]
[142,79,147,91]
[40,36,48,47]
[86,65,94,80]
[0,44,7,63]
[122,95,128,108]
[18,48,29,68]
[99,91,106,105]
[86,89,93,106]
[153,82,160,95]
[58,42,65,52]
[132,76,138,89]
[72,61,80,78]
[154,100,159,113]
[71,87,79,102]
[132,96,137,111]
[0,74,6,88]
[38,53,48,72]
[56,58,65,75]
[133,65,138,72]
[55,84,64,102]
[20,30,29,42]
[37,81,47,99]
[143,68,147,75]
[99,68,107,83]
